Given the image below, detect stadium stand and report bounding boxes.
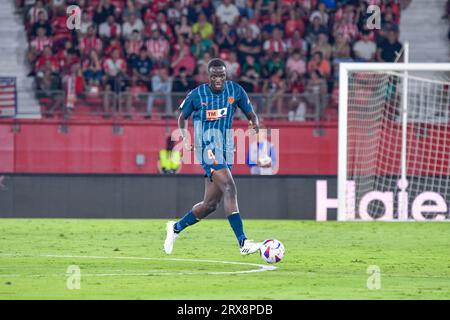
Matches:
[16,0,408,121]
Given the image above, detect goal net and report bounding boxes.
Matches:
[338,63,450,221]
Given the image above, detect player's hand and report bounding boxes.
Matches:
[257,159,272,168]
[248,120,259,134]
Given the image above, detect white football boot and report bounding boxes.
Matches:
[240,239,262,255]
[164,221,179,254]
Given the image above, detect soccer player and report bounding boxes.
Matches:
[164,58,262,255]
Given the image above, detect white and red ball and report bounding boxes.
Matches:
[260,239,285,264]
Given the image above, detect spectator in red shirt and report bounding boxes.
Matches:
[170,41,195,76]
[263,28,287,56]
[99,15,122,39]
[35,46,60,75]
[125,30,144,62]
[285,10,305,39]
[30,27,53,53]
[28,26,52,74]
[51,6,72,45]
[145,27,170,67]
[286,29,308,56]
[104,37,123,58]
[154,12,174,42]
[61,48,81,75]
[333,7,359,43]
[79,25,103,57]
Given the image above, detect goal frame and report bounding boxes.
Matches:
[338,62,450,221]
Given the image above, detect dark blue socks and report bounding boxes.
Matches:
[174,210,199,233]
[227,212,247,247]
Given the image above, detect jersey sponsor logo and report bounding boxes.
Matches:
[206,107,227,121]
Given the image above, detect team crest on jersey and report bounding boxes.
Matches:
[206,107,227,121]
[228,96,234,104]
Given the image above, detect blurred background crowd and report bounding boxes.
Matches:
[17,0,409,120]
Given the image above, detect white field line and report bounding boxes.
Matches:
[0,253,277,277]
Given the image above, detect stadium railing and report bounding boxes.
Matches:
[18,88,328,122]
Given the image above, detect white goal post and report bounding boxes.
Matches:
[338,62,450,221]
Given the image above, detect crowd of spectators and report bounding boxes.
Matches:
[19,0,406,119]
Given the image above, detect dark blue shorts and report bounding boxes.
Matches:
[202,163,233,180]
[198,147,233,180]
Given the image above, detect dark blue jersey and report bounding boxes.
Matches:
[179,80,254,166]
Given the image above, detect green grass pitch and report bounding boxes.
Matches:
[0,219,449,299]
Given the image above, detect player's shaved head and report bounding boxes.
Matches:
[207,58,227,74]
[207,58,227,92]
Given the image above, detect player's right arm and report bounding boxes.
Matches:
[178,89,196,151]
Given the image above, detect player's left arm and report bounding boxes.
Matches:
[236,84,260,133]
[245,110,260,134]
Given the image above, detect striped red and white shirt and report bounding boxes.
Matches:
[145,38,170,60]
[263,39,287,54]
[335,23,359,42]
[30,36,52,52]
[125,40,143,56]
[79,36,103,54]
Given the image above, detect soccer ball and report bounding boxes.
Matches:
[260,239,285,264]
